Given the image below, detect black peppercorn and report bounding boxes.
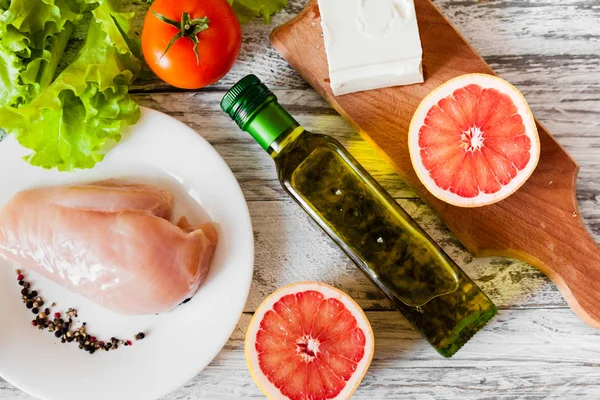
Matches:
[67,337,73,343]
[54,330,62,338]
[20,288,28,295]
[18,280,24,286]
[30,291,37,297]
[31,307,38,314]
[26,301,33,309]
[44,308,50,315]
[23,282,30,289]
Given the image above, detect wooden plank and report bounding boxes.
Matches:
[128,0,600,91]
[133,91,600,201]
[245,199,568,311]
[6,309,600,399]
[152,308,600,399]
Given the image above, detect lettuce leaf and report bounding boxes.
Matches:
[227,0,287,23]
[0,0,95,105]
[0,0,142,171]
[139,0,287,23]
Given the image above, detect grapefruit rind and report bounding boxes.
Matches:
[245,282,375,400]
[408,73,540,208]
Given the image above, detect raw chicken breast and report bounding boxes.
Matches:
[0,180,218,315]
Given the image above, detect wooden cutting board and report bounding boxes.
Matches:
[270,0,600,328]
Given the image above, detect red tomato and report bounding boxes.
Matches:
[142,0,242,89]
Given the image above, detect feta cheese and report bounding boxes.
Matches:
[318,0,424,96]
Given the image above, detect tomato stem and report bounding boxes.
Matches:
[151,10,210,65]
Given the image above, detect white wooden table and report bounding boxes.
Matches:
[1,0,599,398]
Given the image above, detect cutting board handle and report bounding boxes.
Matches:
[270,0,600,328]
[516,206,600,328]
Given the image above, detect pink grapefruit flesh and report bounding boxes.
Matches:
[245,282,374,400]
[409,74,540,207]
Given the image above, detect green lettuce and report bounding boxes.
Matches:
[0,0,96,105]
[227,0,287,23]
[141,0,287,24]
[0,0,142,170]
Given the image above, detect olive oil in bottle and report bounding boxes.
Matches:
[222,75,496,357]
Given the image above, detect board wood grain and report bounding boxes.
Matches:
[270,0,600,328]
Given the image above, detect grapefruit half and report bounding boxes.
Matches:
[245,282,374,400]
[408,74,540,207]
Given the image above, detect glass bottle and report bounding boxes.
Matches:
[222,75,497,357]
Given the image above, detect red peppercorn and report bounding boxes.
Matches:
[31,320,37,327]
[126,340,132,346]
[54,312,61,319]
[17,274,24,281]
[98,341,105,347]
[90,336,96,343]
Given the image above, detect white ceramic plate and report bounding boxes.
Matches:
[0,108,254,400]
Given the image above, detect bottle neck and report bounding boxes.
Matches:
[244,99,300,153]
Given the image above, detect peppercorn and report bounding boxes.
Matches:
[15,269,21,275]
[54,330,62,338]
[67,337,73,343]
[54,312,61,319]
[30,291,37,297]
[16,273,24,281]
[33,301,40,308]
[31,320,37,327]
[18,280,24,286]
[135,332,146,340]
[89,348,96,355]
[20,288,28,296]
[39,312,47,319]
[90,336,96,343]
[44,308,50,315]
[31,307,38,314]
[23,282,30,289]
[26,301,33,309]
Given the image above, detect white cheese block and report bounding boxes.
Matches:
[318,0,424,96]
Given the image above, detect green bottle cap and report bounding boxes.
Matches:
[221,75,297,151]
